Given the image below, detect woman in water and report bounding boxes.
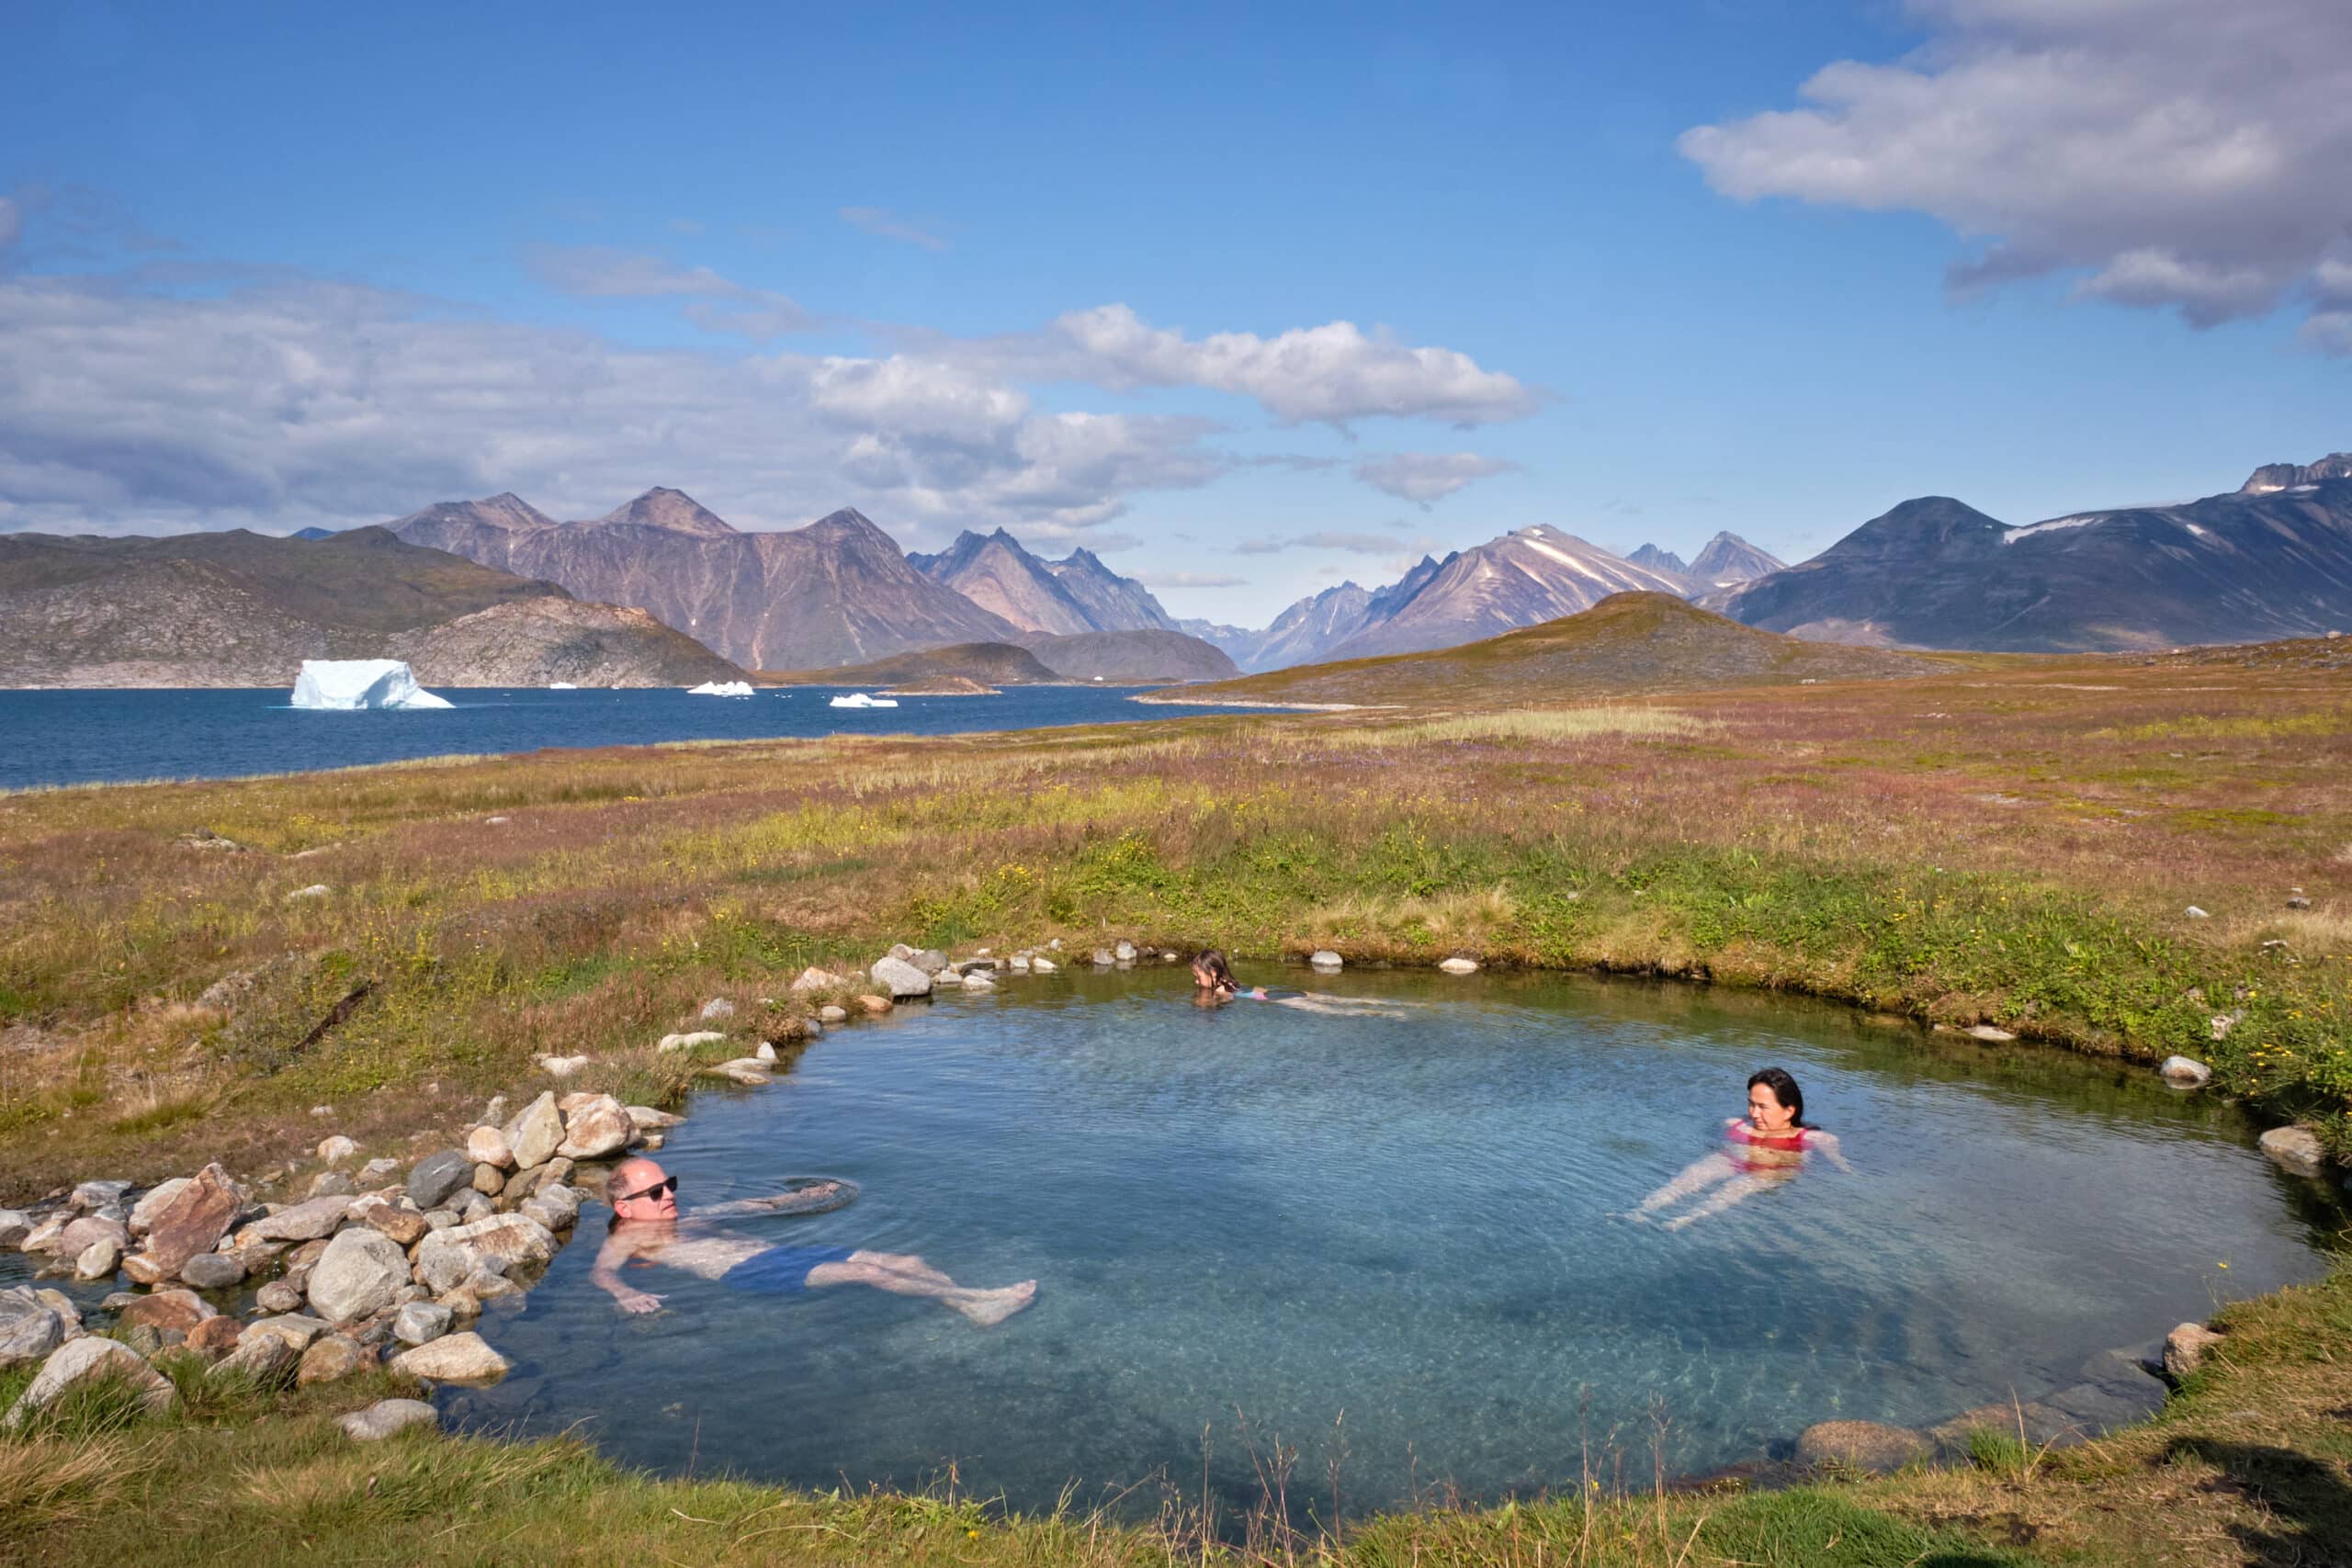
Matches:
[1191,950,1404,1016]
[1625,1067,1852,1230]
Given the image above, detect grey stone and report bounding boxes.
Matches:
[406,1149,474,1210]
[393,1301,452,1347]
[870,955,933,998]
[706,1059,772,1087]
[389,1330,511,1383]
[306,1229,411,1325]
[4,1337,175,1429]
[71,1179,131,1211]
[359,1157,401,1181]
[657,1030,727,1053]
[254,1280,305,1314]
[625,1105,684,1133]
[0,1288,66,1370]
[243,1314,331,1352]
[1030,958,1056,975]
[119,1323,164,1357]
[316,1134,358,1167]
[247,1196,351,1242]
[1091,948,1114,966]
[179,1252,245,1291]
[60,1216,130,1257]
[2160,1055,2213,1088]
[0,1209,29,1248]
[700,997,736,1020]
[1439,956,1480,975]
[554,1094,631,1160]
[456,1191,492,1224]
[212,1330,300,1385]
[308,1170,356,1198]
[2260,1125,2327,1178]
[910,949,949,976]
[519,1185,579,1232]
[503,1092,564,1169]
[1308,950,1342,969]
[339,1397,439,1441]
[75,1237,120,1280]
[961,970,995,991]
[819,1005,848,1022]
[1114,941,1136,962]
[413,1213,558,1294]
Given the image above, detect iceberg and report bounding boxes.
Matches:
[290,660,453,710]
[548,682,578,690]
[828,692,899,709]
[685,680,755,697]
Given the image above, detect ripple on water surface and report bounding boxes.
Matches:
[440,968,2335,1520]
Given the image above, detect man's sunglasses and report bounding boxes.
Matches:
[616,1176,676,1202]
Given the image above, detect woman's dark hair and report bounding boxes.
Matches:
[1193,949,1238,990]
[1747,1067,1815,1128]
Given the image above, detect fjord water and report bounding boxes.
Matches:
[0,685,1256,791]
[444,969,2334,1520]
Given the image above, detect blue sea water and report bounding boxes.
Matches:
[0,685,1258,791]
[429,967,2335,1523]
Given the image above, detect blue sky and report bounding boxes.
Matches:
[4,0,2346,625]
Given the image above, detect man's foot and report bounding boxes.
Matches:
[956,1280,1037,1326]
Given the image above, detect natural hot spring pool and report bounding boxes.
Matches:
[441,966,2337,1519]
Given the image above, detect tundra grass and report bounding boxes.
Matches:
[2,645,2348,1196]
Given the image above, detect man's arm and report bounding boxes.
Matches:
[589,1228,665,1314]
[695,1180,851,1219]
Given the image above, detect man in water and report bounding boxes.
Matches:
[588,1156,1037,1325]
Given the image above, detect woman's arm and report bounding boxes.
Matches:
[1806,1130,1855,1174]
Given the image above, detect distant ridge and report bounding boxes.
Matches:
[909,528,1179,635]
[1022,627,1239,682]
[761,641,1059,687]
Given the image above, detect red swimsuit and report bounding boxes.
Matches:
[1724,1119,1809,1173]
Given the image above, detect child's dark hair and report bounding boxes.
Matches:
[1193,949,1238,989]
[1747,1066,1815,1127]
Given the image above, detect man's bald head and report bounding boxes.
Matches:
[609,1156,677,1222]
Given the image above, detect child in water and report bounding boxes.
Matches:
[1624,1067,1852,1230]
[1190,950,1405,1017]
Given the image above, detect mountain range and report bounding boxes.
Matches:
[906,528,1181,637]
[1717,458,2352,651]
[0,527,743,688]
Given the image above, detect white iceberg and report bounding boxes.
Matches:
[829,692,899,709]
[548,681,578,690]
[290,660,453,710]
[685,680,755,697]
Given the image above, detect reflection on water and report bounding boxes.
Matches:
[429,967,2331,1519]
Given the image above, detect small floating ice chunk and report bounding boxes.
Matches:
[548,682,578,690]
[829,692,899,708]
[291,660,453,710]
[685,680,755,697]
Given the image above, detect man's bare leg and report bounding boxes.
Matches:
[804,1252,1038,1325]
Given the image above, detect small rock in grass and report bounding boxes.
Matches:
[2288,893,2312,909]
[658,1031,726,1053]
[788,966,840,993]
[359,1156,401,1181]
[536,1054,590,1077]
[298,1334,373,1385]
[286,884,332,901]
[340,1398,439,1441]
[184,1316,243,1359]
[1439,957,1479,975]
[2184,905,2210,919]
[212,1331,300,1385]
[316,1135,358,1167]
[5,1337,176,1430]
[1793,1419,1931,1472]
[700,998,736,1021]
[2163,1322,2224,1382]
[243,1314,331,1352]
[870,955,933,998]
[819,1005,847,1023]
[2159,1055,2212,1089]
[2259,1125,2325,1179]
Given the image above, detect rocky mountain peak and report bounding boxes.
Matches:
[2242,453,2352,494]
[1628,543,1690,575]
[598,488,739,536]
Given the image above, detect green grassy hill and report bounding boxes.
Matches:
[1173,592,1962,705]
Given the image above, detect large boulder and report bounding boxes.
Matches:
[306,1229,412,1325]
[0,1287,66,1371]
[340,1398,439,1441]
[1794,1420,1931,1472]
[389,1330,511,1383]
[555,1095,632,1160]
[128,1178,192,1235]
[117,1290,216,1333]
[4,1337,176,1429]
[503,1093,564,1170]
[143,1164,242,1276]
[406,1150,475,1210]
[59,1216,130,1258]
[870,955,933,998]
[248,1195,352,1242]
[413,1213,559,1294]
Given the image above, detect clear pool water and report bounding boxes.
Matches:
[430,967,2332,1520]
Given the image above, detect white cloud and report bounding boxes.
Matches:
[526,244,814,340]
[1353,451,1519,505]
[1679,0,2352,341]
[1235,530,1416,555]
[840,206,950,253]
[0,272,1222,544]
[0,197,19,252]
[1130,570,1249,588]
